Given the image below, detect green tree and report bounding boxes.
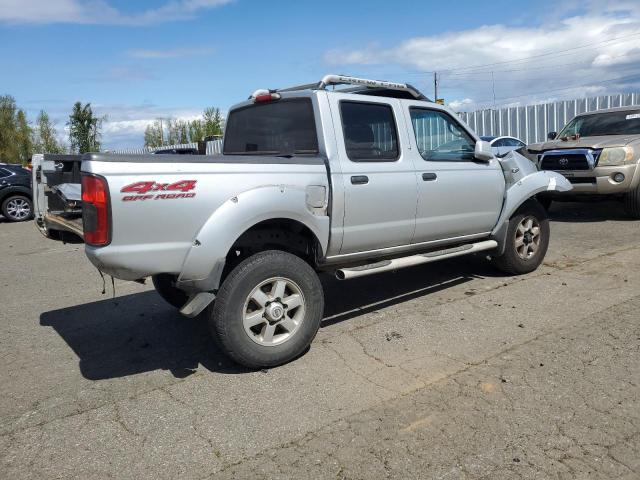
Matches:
[0,95,19,163]
[203,107,224,137]
[167,119,189,144]
[188,119,205,143]
[15,110,33,164]
[67,102,103,153]
[33,110,65,154]
[144,120,164,149]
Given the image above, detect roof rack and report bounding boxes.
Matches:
[251,74,429,101]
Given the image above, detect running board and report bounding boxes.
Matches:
[334,240,498,280]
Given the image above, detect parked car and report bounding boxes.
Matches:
[0,163,32,222]
[77,74,570,368]
[525,107,640,216]
[480,136,526,156]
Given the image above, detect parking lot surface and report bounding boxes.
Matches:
[1,202,639,479]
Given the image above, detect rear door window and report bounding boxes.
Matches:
[223,98,318,155]
[340,101,399,162]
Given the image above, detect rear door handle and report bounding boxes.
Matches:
[422,173,437,181]
[351,175,369,185]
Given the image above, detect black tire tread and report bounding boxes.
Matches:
[623,184,640,219]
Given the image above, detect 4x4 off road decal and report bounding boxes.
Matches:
[120,180,197,201]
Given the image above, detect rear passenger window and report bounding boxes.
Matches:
[340,101,399,162]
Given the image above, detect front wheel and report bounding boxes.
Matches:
[209,250,324,369]
[492,199,550,275]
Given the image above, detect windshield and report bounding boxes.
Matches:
[223,98,318,155]
[558,110,640,138]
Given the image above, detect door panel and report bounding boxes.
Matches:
[405,105,504,243]
[329,96,418,254]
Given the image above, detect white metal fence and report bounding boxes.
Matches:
[112,139,223,155]
[458,93,640,144]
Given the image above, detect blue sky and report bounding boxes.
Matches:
[1,0,639,149]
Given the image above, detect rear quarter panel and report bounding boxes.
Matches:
[82,155,329,281]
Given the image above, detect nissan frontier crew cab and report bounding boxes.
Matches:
[526,106,640,217]
[80,75,571,368]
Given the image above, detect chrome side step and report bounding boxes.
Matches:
[335,240,498,280]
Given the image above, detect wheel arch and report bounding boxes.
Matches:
[0,186,32,204]
[176,185,329,292]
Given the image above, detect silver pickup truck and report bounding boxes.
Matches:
[80,75,571,368]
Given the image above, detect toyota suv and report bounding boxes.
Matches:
[525,106,640,217]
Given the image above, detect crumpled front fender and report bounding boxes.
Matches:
[492,170,572,236]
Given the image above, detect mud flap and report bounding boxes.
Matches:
[179,292,216,318]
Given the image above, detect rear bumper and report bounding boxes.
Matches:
[543,164,640,195]
[85,242,192,281]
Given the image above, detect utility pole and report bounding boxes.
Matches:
[433,72,438,101]
[491,71,497,110]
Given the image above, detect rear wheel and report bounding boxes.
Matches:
[152,274,189,309]
[2,195,32,222]
[209,250,323,369]
[493,199,550,275]
[623,184,640,219]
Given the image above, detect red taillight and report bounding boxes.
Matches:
[81,174,110,246]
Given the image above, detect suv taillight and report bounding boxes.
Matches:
[81,173,111,246]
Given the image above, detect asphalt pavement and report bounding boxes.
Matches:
[1,201,638,479]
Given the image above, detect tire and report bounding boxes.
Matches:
[492,199,550,275]
[623,184,640,219]
[209,250,324,369]
[152,274,189,309]
[2,195,32,222]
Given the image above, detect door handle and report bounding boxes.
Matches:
[351,175,369,185]
[422,172,437,181]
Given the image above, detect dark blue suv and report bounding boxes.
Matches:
[0,164,32,222]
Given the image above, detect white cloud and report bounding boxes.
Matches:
[126,46,215,59]
[324,2,640,111]
[0,0,232,25]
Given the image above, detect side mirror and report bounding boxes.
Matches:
[474,140,495,162]
[547,131,557,140]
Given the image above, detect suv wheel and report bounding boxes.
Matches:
[2,195,32,222]
[623,184,640,219]
[209,250,324,369]
[152,274,189,309]
[493,199,550,275]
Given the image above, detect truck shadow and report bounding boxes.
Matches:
[548,200,633,223]
[40,256,488,381]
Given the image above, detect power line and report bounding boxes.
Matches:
[469,73,640,108]
[370,31,640,79]
[443,31,640,73]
